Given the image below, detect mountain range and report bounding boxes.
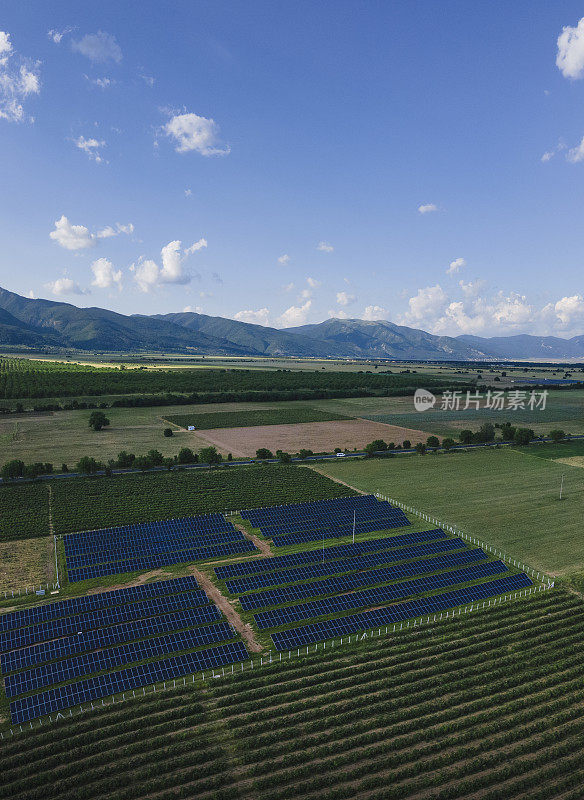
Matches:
[0,286,583,361]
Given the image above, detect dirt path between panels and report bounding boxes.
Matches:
[191,567,263,653]
[232,520,274,558]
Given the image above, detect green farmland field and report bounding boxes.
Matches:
[164,407,352,429]
[315,446,584,579]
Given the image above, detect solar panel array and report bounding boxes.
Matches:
[10,641,249,724]
[254,560,510,628]
[271,572,534,650]
[239,548,488,610]
[64,514,257,582]
[1,576,248,724]
[215,529,448,581]
[226,536,464,595]
[240,494,411,545]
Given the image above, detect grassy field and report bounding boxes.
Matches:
[164,408,352,429]
[315,446,584,579]
[4,590,584,799]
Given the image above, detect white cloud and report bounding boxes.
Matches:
[46,277,86,296]
[307,276,321,288]
[400,285,448,326]
[317,241,334,252]
[557,18,584,79]
[140,74,155,87]
[72,31,122,63]
[183,305,203,313]
[336,291,356,306]
[27,289,36,299]
[114,222,134,236]
[74,135,106,163]
[277,300,312,327]
[327,308,349,319]
[234,308,270,325]
[567,136,584,163]
[300,289,312,299]
[362,305,388,321]
[84,76,114,89]
[184,188,192,198]
[278,254,290,265]
[48,27,74,44]
[130,238,205,292]
[541,151,554,162]
[446,257,466,275]
[418,203,438,214]
[163,112,230,156]
[90,258,122,290]
[49,216,95,250]
[459,279,485,297]
[0,31,40,123]
[545,294,584,326]
[283,282,295,292]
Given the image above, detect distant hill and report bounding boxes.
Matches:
[0,286,583,360]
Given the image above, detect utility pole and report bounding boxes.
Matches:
[352,510,356,543]
[560,473,565,500]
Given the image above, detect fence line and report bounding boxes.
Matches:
[0,581,554,739]
[375,493,555,588]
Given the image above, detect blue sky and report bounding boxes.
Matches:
[2,1,584,337]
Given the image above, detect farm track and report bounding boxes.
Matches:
[3,591,584,800]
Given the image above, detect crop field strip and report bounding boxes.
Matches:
[0,575,249,723]
[164,407,353,429]
[3,590,584,800]
[224,536,466,593]
[238,548,489,610]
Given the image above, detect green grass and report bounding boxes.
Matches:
[164,407,353,429]
[4,591,584,800]
[314,447,584,578]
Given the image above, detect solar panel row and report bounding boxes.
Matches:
[67,540,257,582]
[65,527,241,556]
[2,605,222,675]
[65,513,232,543]
[271,572,534,650]
[0,576,199,633]
[272,516,411,547]
[4,621,236,698]
[261,506,409,537]
[239,548,488,610]
[241,494,379,526]
[226,537,465,594]
[10,641,249,724]
[0,591,210,653]
[254,561,509,629]
[215,529,447,581]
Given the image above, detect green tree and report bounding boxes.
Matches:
[163,427,174,438]
[177,447,196,464]
[116,451,135,468]
[256,448,274,459]
[459,429,473,444]
[415,442,427,455]
[163,457,174,470]
[442,437,456,451]
[76,456,101,475]
[276,450,292,463]
[146,449,164,467]
[1,459,25,480]
[402,439,412,449]
[200,446,222,465]
[549,429,565,443]
[88,411,110,431]
[514,427,534,445]
[427,435,440,449]
[299,449,314,460]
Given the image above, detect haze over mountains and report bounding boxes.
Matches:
[0,287,583,361]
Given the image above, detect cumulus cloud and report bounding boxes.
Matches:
[362,305,388,321]
[46,277,86,296]
[567,136,584,163]
[446,257,466,275]
[72,31,122,63]
[283,282,295,292]
[50,216,133,249]
[278,254,290,265]
[184,188,192,198]
[183,304,203,313]
[327,309,349,319]
[84,76,114,89]
[48,27,75,44]
[541,150,555,162]
[557,17,584,79]
[400,285,449,327]
[277,300,312,327]
[418,203,438,214]
[162,111,230,156]
[336,291,356,306]
[543,294,584,327]
[74,135,106,163]
[234,308,270,325]
[317,241,334,252]
[90,258,122,290]
[307,276,321,288]
[130,238,206,291]
[0,31,40,123]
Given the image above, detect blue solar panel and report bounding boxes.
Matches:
[10,641,249,724]
[271,572,534,650]
[0,577,198,633]
[227,538,466,594]
[239,548,488,610]
[272,518,411,547]
[254,561,509,629]
[0,591,210,653]
[215,529,447,581]
[67,540,257,582]
[4,622,236,698]
[2,605,222,675]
